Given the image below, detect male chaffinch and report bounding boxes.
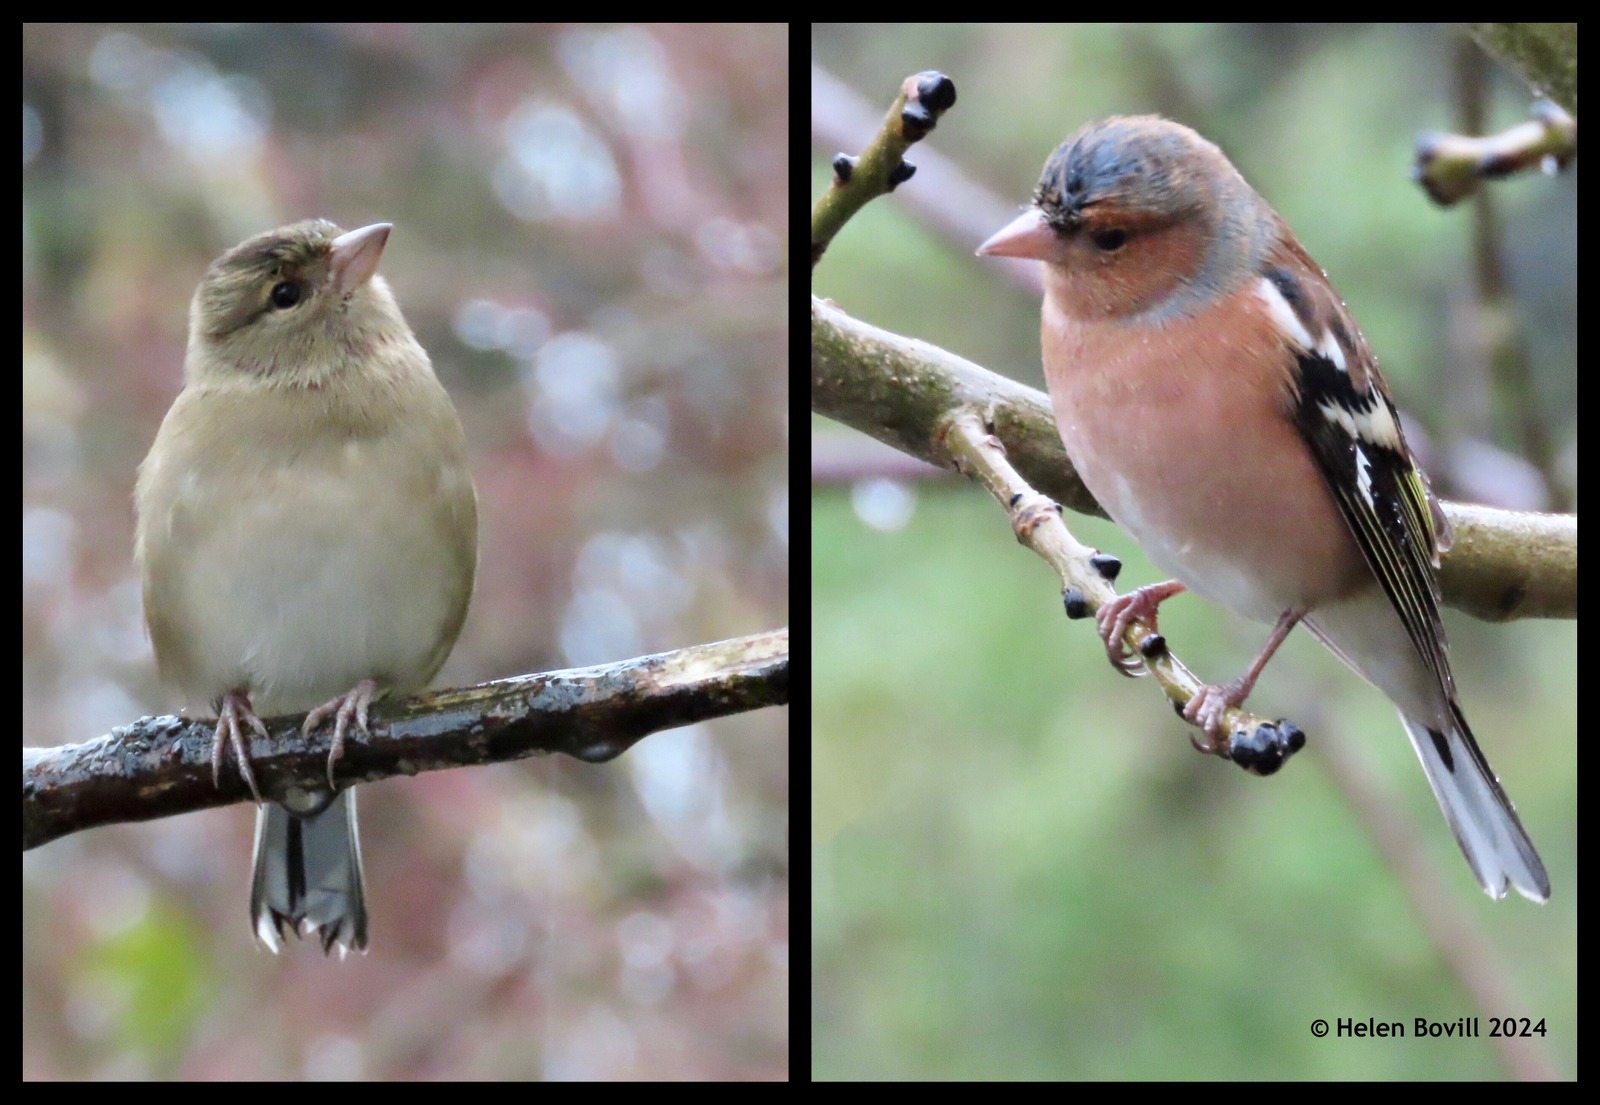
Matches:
[977,115,1549,902]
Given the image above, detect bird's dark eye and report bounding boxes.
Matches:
[1090,228,1128,252]
[269,281,303,309]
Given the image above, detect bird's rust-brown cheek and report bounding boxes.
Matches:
[1054,224,1208,319]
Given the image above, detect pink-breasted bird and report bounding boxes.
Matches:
[978,115,1548,902]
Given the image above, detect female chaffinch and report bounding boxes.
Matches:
[977,115,1549,902]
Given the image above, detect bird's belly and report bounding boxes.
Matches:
[1051,362,1368,624]
[163,449,465,714]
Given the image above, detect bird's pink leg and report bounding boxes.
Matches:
[1095,580,1187,675]
[302,678,377,789]
[213,689,266,802]
[1184,608,1303,738]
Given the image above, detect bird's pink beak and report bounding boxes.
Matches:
[976,208,1055,261]
[329,222,393,294]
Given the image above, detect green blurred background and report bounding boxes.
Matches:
[813,24,1574,1080]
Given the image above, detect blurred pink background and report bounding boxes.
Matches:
[24,23,788,1080]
